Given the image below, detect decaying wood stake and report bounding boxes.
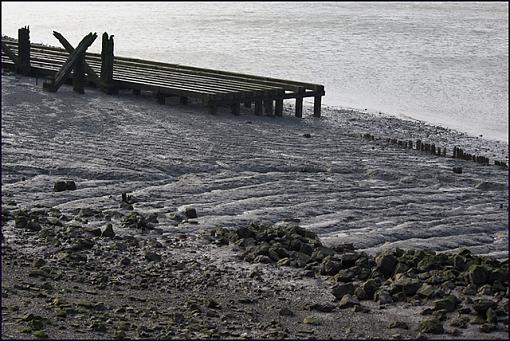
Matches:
[17,26,30,75]
[156,93,166,104]
[208,101,217,115]
[231,101,241,115]
[73,54,85,94]
[313,86,324,117]
[254,99,263,116]
[264,99,274,115]
[100,32,115,94]
[295,87,304,118]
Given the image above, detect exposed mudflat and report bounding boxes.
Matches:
[1,72,508,257]
[1,72,508,339]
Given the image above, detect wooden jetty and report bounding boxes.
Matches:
[1,28,325,117]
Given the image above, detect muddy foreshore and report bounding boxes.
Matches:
[1,202,508,340]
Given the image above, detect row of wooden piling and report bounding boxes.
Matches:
[453,147,490,165]
[361,133,508,168]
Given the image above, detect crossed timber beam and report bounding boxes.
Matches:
[52,31,101,86]
[43,32,97,93]
[1,41,18,66]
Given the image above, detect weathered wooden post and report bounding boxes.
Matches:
[231,101,241,115]
[208,100,217,115]
[156,93,166,104]
[274,89,284,117]
[100,32,116,94]
[254,99,263,116]
[73,53,85,94]
[17,26,31,75]
[264,99,274,115]
[295,87,304,118]
[313,85,324,117]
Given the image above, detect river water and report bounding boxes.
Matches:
[2,2,508,141]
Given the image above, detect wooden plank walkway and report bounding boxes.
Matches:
[1,33,325,117]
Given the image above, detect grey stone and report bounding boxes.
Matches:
[184,207,197,219]
[331,282,354,300]
[479,323,497,333]
[278,307,295,316]
[375,252,397,278]
[254,255,272,264]
[54,180,76,192]
[432,295,459,313]
[389,321,409,329]
[320,256,341,276]
[338,294,360,309]
[418,318,444,334]
[102,224,115,238]
[309,303,336,313]
[467,264,489,286]
[374,289,393,304]
[145,252,161,262]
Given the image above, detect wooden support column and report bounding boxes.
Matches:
[254,99,263,116]
[231,101,241,115]
[243,101,251,108]
[17,26,30,75]
[100,32,116,94]
[264,99,274,115]
[274,89,284,117]
[295,87,304,118]
[313,95,322,117]
[180,96,189,105]
[208,101,217,115]
[313,86,324,117]
[73,54,85,94]
[157,93,166,104]
[43,32,97,92]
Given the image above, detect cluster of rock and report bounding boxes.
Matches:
[207,222,509,336]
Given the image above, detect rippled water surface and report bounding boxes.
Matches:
[2,2,508,141]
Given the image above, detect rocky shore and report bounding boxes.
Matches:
[1,202,508,339]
